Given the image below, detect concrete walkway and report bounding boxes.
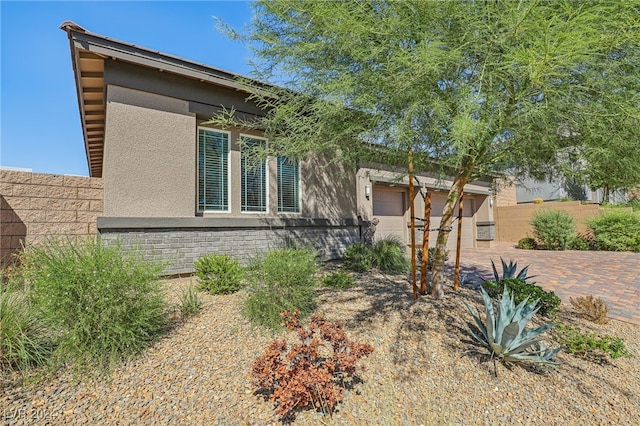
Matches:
[455,243,640,325]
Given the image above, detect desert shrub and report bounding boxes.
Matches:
[322,270,356,289]
[517,236,538,250]
[243,248,318,329]
[532,198,544,204]
[554,323,631,361]
[371,236,410,273]
[341,243,374,272]
[22,238,168,375]
[586,210,640,252]
[416,247,450,270]
[531,209,576,250]
[568,235,591,251]
[0,282,52,373]
[178,285,202,318]
[252,310,374,421]
[570,295,608,324]
[482,278,561,317]
[194,254,243,294]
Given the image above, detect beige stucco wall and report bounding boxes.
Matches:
[104,85,196,217]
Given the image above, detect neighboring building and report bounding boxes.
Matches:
[61,22,496,274]
[516,177,629,204]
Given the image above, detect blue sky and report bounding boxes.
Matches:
[1,1,254,176]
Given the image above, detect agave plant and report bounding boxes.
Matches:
[465,286,560,373]
[490,257,533,283]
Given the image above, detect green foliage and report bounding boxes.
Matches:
[465,287,560,369]
[570,295,608,324]
[554,324,631,361]
[586,210,640,252]
[22,238,168,375]
[416,247,450,270]
[178,285,202,318]
[371,236,410,273]
[517,237,538,250]
[568,235,592,251]
[0,282,52,373]
[215,1,639,292]
[490,258,531,283]
[322,270,356,289]
[483,279,561,317]
[341,243,374,272]
[243,248,318,329]
[194,254,244,294]
[531,209,577,250]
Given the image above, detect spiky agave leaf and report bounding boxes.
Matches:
[467,286,560,366]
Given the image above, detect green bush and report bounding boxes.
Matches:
[322,270,356,289]
[23,238,168,375]
[1,282,52,373]
[482,278,561,317]
[531,209,576,250]
[194,254,243,294]
[568,235,591,251]
[243,248,318,329]
[554,323,631,361]
[342,243,374,272]
[517,236,538,250]
[586,210,640,252]
[371,236,410,273]
[416,247,450,270]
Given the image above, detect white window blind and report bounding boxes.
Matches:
[241,137,267,212]
[198,128,229,212]
[277,157,300,213]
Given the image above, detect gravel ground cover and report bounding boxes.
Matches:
[2,272,639,425]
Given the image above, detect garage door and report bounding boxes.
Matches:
[426,193,475,250]
[373,187,407,242]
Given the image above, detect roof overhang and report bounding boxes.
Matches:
[60,21,268,177]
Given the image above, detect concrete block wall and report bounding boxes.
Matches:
[494,201,602,242]
[0,170,103,266]
[100,226,360,275]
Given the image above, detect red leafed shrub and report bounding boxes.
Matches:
[252,310,374,420]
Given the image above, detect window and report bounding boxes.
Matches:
[278,157,300,213]
[241,136,267,212]
[198,128,229,212]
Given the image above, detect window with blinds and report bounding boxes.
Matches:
[277,157,300,213]
[241,136,268,212]
[197,128,229,212]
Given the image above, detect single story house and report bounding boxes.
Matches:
[61,22,496,274]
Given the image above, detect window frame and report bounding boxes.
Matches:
[197,126,231,214]
[240,134,269,214]
[277,156,301,214]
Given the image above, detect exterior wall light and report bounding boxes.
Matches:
[365,185,371,199]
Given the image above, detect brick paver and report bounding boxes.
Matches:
[456,243,640,325]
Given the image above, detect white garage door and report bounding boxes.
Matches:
[373,187,407,242]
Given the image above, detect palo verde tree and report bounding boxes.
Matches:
[215,0,640,299]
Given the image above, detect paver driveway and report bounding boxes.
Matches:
[455,243,640,325]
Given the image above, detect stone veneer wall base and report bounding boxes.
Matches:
[99,224,361,275]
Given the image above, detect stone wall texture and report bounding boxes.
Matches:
[0,170,103,266]
[100,226,361,275]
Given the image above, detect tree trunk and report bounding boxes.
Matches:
[420,191,431,295]
[430,163,474,299]
[409,147,417,300]
[453,191,464,291]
